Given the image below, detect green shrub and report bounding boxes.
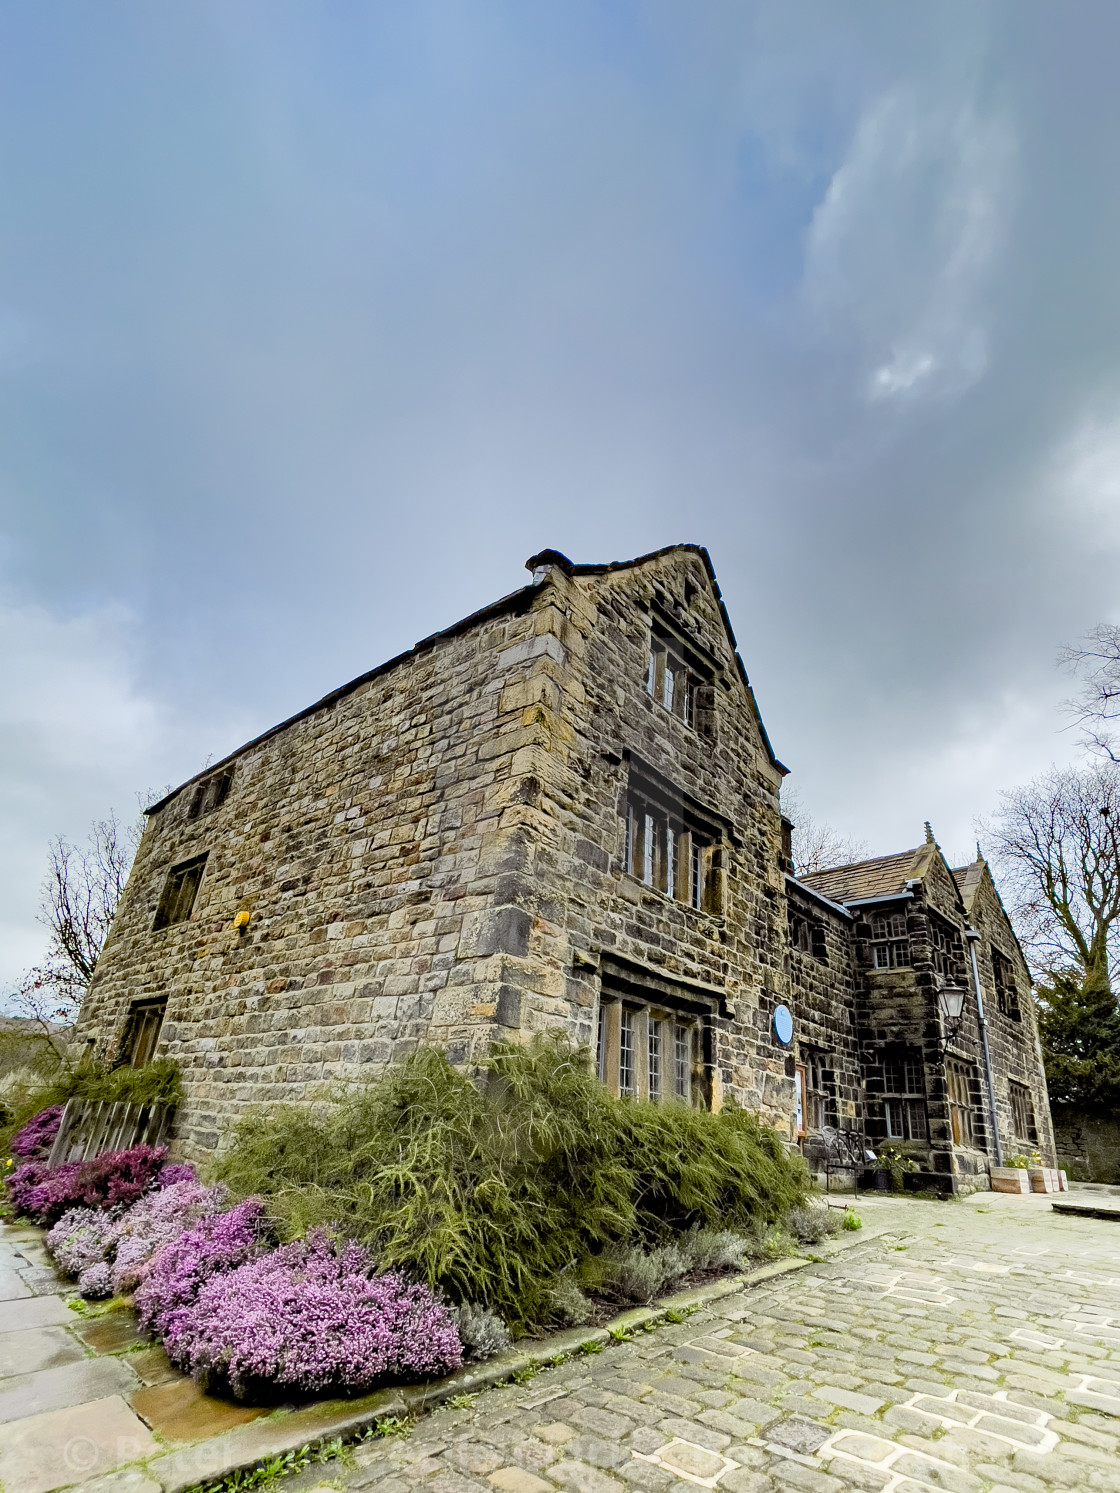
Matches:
[213,1037,808,1331]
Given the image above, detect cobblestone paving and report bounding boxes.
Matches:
[328,1193,1120,1493]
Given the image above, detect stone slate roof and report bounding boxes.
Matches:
[798,846,929,904]
[952,860,985,912]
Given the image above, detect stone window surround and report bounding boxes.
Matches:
[946,1057,986,1149]
[881,1048,929,1140]
[596,996,704,1105]
[119,996,168,1067]
[1009,1079,1039,1144]
[621,759,726,916]
[152,853,208,932]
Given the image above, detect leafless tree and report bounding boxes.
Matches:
[983,762,1120,995]
[782,788,869,877]
[11,811,142,1040]
[1061,624,1120,762]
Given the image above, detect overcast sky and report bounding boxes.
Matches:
[3,1,1120,990]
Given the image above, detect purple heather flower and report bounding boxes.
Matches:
[172,1229,463,1399]
[157,1162,197,1187]
[10,1106,64,1159]
[110,1180,227,1294]
[77,1261,113,1299]
[134,1197,271,1342]
[46,1207,115,1280]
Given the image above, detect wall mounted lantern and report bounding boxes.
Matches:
[936,983,967,1056]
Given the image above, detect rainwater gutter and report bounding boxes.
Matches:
[966,927,1003,1166]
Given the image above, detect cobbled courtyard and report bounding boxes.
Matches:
[323,1192,1120,1493]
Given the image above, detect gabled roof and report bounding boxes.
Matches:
[951,860,985,913]
[798,845,934,904]
[149,543,783,816]
[528,545,787,775]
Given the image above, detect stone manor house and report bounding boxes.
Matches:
[75,546,1054,1191]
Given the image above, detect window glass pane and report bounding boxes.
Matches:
[646,651,657,696]
[673,1023,690,1099]
[643,814,656,886]
[619,1009,636,1094]
[663,666,675,713]
[648,1021,662,1100]
[596,1005,607,1082]
[691,843,702,908]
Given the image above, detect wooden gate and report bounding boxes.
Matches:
[47,1098,174,1167]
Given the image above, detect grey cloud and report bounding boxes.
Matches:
[3,0,1120,976]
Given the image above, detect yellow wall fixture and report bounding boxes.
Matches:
[232,910,251,930]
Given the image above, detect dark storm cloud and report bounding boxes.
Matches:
[3,0,1120,982]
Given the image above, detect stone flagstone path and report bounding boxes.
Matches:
[0,1222,267,1493]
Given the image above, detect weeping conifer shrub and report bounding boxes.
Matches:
[214,1036,808,1331]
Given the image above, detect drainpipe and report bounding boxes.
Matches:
[966,927,1003,1166]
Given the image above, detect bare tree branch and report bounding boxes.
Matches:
[982,761,1120,994]
[7,809,144,1040]
[782,788,870,877]
[1061,623,1120,763]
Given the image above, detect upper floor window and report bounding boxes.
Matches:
[870,909,910,968]
[789,909,827,963]
[646,629,707,731]
[991,948,1021,1021]
[188,766,234,820]
[153,853,208,930]
[929,915,963,979]
[624,784,717,912]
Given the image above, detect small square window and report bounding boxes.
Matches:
[153,854,208,930]
[188,766,234,820]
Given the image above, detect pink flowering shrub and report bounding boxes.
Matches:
[169,1229,463,1399]
[46,1207,116,1280]
[10,1106,64,1159]
[110,1180,227,1295]
[134,1197,271,1341]
[6,1160,54,1215]
[157,1163,197,1187]
[6,1146,168,1225]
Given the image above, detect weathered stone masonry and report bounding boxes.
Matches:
[76,545,1054,1185]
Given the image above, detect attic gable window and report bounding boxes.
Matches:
[187,766,234,820]
[153,853,208,931]
[991,947,1021,1021]
[645,622,711,732]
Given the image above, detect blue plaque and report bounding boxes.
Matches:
[772,1004,794,1046]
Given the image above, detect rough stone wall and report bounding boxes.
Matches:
[1051,1108,1120,1182]
[962,865,1056,1165]
[782,882,860,1147]
[76,589,576,1156]
[507,552,794,1129]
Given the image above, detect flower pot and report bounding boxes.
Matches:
[990,1167,1031,1194]
[874,1170,890,1191]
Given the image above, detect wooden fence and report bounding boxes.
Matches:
[47,1098,175,1167]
